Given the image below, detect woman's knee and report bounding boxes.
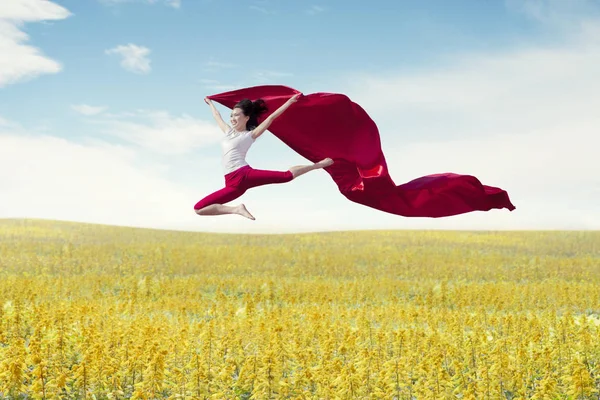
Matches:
[285,170,294,181]
[194,186,244,210]
[194,201,212,211]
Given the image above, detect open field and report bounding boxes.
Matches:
[0,219,599,399]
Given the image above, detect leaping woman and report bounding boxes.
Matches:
[195,94,333,220]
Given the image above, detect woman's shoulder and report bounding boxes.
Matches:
[246,129,257,141]
[226,128,254,140]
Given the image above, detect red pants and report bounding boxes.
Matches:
[194,165,293,210]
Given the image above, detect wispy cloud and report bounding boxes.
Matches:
[0,125,201,231]
[198,79,219,85]
[201,57,238,73]
[98,0,181,8]
[249,5,270,14]
[0,0,71,88]
[71,104,107,116]
[87,109,220,155]
[198,70,292,91]
[306,5,325,15]
[0,115,22,130]
[204,58,237,69]
[505,0,600,26]
[205,60,236,68]
[249,0,276,15]
[198,79,237,92]
[254,70,293,83]
[105,44,151,74]
[165,0,181,9]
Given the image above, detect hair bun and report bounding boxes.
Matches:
[233,98,268,130]
[252,99,268,116]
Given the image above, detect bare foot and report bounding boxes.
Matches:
[316,158,334,168]
[236,204,255,220]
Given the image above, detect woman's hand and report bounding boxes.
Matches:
[204,97,230,133]
[288,93,301,104]
[250,93,302,140]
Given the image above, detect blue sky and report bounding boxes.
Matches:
[1,0,599,232]
[1,0,536,121]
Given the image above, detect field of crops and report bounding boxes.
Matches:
[0,219,599,399]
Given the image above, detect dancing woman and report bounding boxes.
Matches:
[195,94,333,220]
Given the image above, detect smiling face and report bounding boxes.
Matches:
[230,107,250,132]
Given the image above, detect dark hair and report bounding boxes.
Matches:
[234,98,268,130]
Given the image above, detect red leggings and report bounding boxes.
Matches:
[194,165,293,210]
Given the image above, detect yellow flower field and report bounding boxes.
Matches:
[0,219,599,399]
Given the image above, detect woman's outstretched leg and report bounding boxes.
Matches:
[289,158,333,179]
[194,186,255,220]
[243,158,334,187]
[194,158,334,220]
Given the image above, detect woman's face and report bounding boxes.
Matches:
[230,107,249,131]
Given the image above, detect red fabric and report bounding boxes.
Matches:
[194,165,293,210]
[207,85,516,218]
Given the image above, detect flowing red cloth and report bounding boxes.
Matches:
[207,85,515,218]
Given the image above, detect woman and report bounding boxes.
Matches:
[195,94,333,220]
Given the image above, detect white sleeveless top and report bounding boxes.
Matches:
[221,128,255,174]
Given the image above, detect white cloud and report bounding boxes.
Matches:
[98,0,181,8]
[198,71,291,90]
[71,104,107,116]
[105,44,151,74]
[205,60,236,69]
[0,131,197,230]
[0,116,12,127]
[346,44,600,139]
[0,119,345,233]
[88,109,221,155]
[249,1,275,15]
[0,0,71,87]
[307,5,325,15]
[254,70,293,83]
[202,58,237,73]
[199,79,237,92]
[166,0,181,9]
[249,6,270,14]
[505,0,600,27]
[0,0,69,21]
